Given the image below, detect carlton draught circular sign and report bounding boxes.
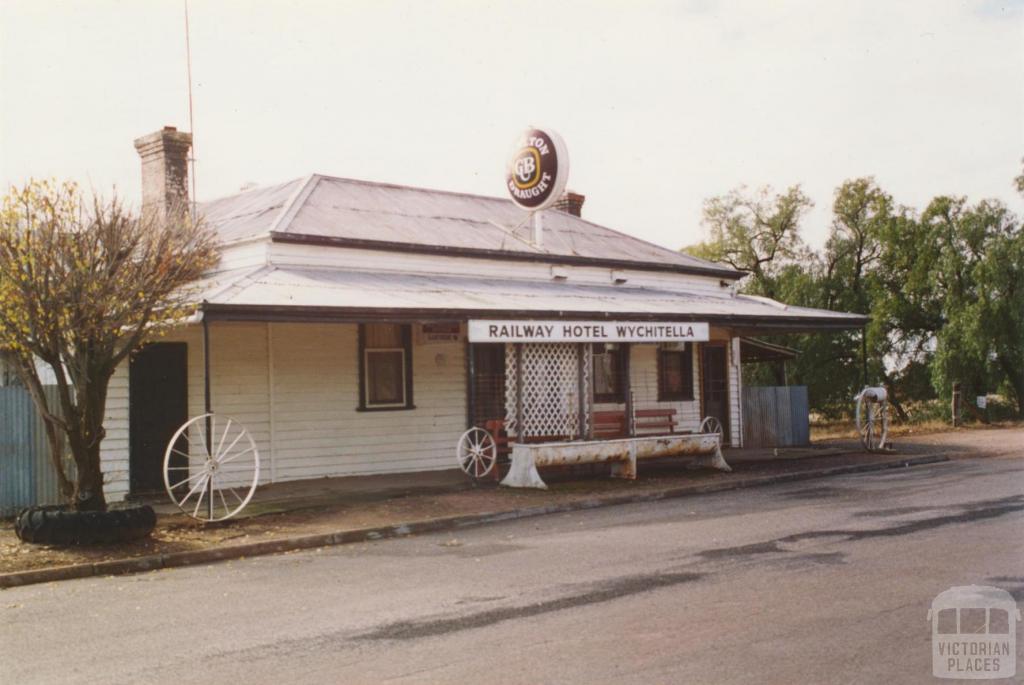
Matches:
[505,127,569,210]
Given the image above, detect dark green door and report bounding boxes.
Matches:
[129,343,188,494]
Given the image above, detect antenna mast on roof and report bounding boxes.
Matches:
[184,0,197,222]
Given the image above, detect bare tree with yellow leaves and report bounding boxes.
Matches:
[0,180,218,511]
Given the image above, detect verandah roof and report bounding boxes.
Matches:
[192,265,868,333]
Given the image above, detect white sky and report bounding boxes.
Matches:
[2,0,1022,251]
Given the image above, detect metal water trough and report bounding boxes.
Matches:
[501,432,729,489]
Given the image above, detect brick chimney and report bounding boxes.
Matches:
[552,190,585,217]
[133,126,192,219]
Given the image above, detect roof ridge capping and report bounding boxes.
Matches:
[204,172,745,279]
[268,174,322,233]
[297,173,743,276]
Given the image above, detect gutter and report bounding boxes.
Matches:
[200,303,869,332]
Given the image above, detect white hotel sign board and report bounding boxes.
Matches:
[468,320,710,344]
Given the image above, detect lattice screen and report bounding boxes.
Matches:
[505,343,591,440]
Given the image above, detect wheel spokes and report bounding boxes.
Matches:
[218,445,256,466]
[193,485,207,518]
[215,428,245,463]
[195,421,211,458]
[179,473,210,505]
[456,428,495,478]
[213,418,233,462]
[165,414,260,521]
[169,470,207,491]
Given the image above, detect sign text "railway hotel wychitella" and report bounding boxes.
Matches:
[468,320,711,343]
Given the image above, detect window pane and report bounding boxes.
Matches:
[593,349,620,399]
[658,347,692,400]
[365,323,402,349]
[959,608,986,634]
[662,352,683,393]
[368,350,404,405]
[937,608,957,634]
[989,608,1009,635]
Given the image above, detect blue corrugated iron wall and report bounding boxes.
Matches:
[741,386,810,448]
[0,386,73,516]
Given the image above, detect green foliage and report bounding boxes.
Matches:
[696,185,814,299]
[691,174,1024,420]
[923,197,1023,413]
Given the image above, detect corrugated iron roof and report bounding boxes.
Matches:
[198,174,741,277]
[196,265,868,330]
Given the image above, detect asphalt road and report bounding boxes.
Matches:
[2,455,1022,685]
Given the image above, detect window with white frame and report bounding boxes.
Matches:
[359,323,413,410]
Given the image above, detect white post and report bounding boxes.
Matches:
[532,210,544,248]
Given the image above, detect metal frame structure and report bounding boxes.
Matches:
[855,386,889,452]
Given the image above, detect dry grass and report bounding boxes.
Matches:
[811,418,1022,442]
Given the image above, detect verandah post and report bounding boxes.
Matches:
[623,343,634,437]
[576,343,586,440]
[202,311,214,521]
[515,343,524,440]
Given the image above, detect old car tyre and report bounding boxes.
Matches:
[14,504,156,545]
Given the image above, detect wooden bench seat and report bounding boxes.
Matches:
[593,411,628,439]
[634,408,677,435]
[593,408,679,438]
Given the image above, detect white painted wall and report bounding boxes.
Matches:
[268,241,732,296]
[100,364,130,501]
[267,323,465,479]
[100,322,743,498]
[216,238,270,272]
[102,322,468,496]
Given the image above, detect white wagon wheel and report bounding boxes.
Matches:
[855,394,889,452]
[699,416,724,443]
[456,427,497,479]
[163,413,260,522]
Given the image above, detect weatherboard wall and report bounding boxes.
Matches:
[151,322,466,484]
[98,364,130,502]
[266,242,730,296]
[99,322,744,496]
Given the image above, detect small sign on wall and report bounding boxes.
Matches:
[418,322,462,344]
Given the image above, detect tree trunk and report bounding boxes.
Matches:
[67,369,112,512]
[72,440,107,511]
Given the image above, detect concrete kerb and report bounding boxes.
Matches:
[0,454,950,589]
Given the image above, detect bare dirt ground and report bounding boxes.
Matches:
[2,424,1020,576]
